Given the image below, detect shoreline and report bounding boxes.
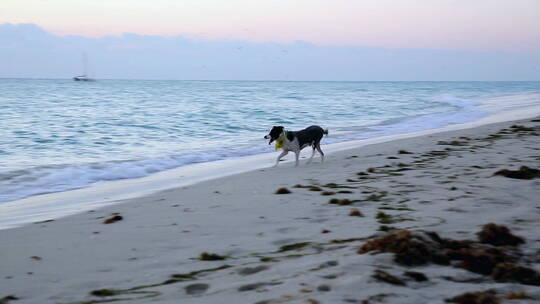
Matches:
[1,99,540,230]
[1,115,539,303]
[1,105,540,230]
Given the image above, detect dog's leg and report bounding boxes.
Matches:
[274,150,288,167]
[294,151,300,167]
[315,143,325,163]
[306,146,316,164]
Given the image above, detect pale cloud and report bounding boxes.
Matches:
[1,23,539,80]
[1,0,539,52]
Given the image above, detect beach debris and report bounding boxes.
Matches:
[170,265,232,281]
[237,265,269,276]
[102,213,123,224]
[323,183,355,189]
[293,184,323,191]
[329,237,366,244]
[198,252,227,261]
[437,140,467,146]
[503,291,531,300]
[378,225,397,232]
[445,290,499,304]
[453,248,509,275]
[398,149,413,154]
[358,230,452,266]
[184,283,209,295]
[321,229,331,234]
[0,295,19,304]
[375,212,395,224]
[359,293,398,304]
[493,166,540,180]
[403,271,428,282]
[34,219,54,224]
[372,269,406,286]
[90,289,121,297]
[510,124,535,132]
[320,191,336,196]
[476,223,525,246]
[359,226,540,286]
[83,265,231,302]
[275,187,291,194]
[278,242,311,252]
[364,192,387,201]
[30,256,42,261]
[329,198,353,206]
[317,284,331,292]
[349,208,363,216]
[491,263,540,286]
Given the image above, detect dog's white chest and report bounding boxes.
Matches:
[285,137,300,151]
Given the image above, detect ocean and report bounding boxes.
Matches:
[1,79,540,204]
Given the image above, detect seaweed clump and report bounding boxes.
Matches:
[90,289,122,297]
[358,230,450,266]
[329,198,353,206]
[103,214,123,224]
[452,247,510,275]
[199,252,227,261]
[403,271,428,282]
[494,166,540,180]
[0,295,19,304]
[275,187,291,194]
[445,290,499,304]
[359,225,540,286]
[372,269,406,286]
[477,223,525,246]
[349,208,363,217]
[278,242,311,252]
[492,263,540,286]
[375,211,395,224]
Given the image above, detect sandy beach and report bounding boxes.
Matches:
[1,117,540,304]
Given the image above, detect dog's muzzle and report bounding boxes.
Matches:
[264,135,275,145]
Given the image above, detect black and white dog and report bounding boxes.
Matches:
[264,125,328,167]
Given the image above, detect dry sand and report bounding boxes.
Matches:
[1,117,540,304]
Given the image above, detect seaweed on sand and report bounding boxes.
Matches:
[476,223,525,246]
[275,187,292,194]
[199,252,228,261]
[445,290,499,304]
[493,166,540,180]
[278,242,312,252]
[76,265,231,304]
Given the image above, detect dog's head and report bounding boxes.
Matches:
[264,126,284,145]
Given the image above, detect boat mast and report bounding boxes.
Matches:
[83,52,88,77]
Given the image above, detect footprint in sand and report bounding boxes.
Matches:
[237,265,270,276]
[184,283,209,295]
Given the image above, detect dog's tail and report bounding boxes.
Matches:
[323,128,329,136]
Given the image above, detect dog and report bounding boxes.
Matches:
[264,125,328,167]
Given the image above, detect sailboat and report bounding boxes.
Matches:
[73,52,94,81]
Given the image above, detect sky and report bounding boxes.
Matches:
[1,0,539,80]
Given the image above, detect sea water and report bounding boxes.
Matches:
[1,79,540,204]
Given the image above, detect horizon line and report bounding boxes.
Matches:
[1,77,540,82]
